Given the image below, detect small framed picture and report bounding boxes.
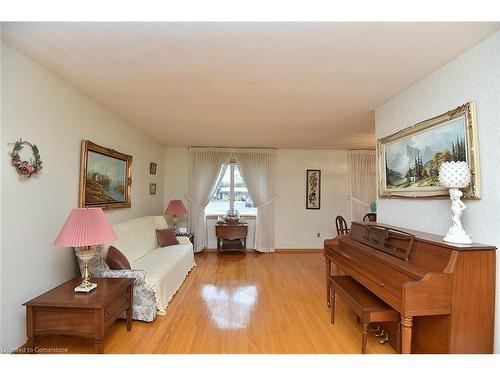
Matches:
[306,169,321,209]
[149,162,157,175]
[149,183,157,195]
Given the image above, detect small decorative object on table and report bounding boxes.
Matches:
[438,161,473,244]
[223,209,240,224]
[54,208,117,292]
[165,199,188,231]
[9,138,43,177]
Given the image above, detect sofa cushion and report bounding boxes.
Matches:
[107,216,159,262]
[106,246,131,270]
[156,228,179,247]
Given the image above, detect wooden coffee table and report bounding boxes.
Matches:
[23,277,133,354]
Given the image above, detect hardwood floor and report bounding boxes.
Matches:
[32,251,396,354]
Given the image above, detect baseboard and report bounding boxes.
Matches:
[275,248,323,253]
[199,248,323,253]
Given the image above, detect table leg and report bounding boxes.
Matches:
[243,237,247,250]
[94,308,105,354]
[401,315,413,354]
[325,259,331,306]
[330,288,336,324]
[26,306,36,354]
[94,339,104,354]
[27,336,36,354]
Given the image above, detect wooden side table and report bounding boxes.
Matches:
[215,223,248,252]
[23,277,133,354]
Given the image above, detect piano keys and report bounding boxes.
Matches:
[324,221,496,354]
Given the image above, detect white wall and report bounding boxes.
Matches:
[375,31,500,352]
[164,147,349,249]
[0,26,4,349]
[275,150,349,248]
[0,44,165,351]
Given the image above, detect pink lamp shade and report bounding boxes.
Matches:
[54,208,117,247]
[165,200,188,216]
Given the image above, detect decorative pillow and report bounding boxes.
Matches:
[156,228,179,247]
[106,246,131,270]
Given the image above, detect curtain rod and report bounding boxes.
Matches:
[188,146,277,150]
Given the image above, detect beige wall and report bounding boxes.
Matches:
[0,43,165,351]
[375,31,500,352]
[0,26,4,349]
[164,147,349,249]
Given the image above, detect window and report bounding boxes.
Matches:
[205,162,256,216]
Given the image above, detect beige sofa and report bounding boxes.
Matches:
[105,215,196,315]
[79,215,196,321]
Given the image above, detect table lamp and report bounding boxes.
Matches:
[54,208,117,292]
[438,161,473,244]
[165,199,187,231]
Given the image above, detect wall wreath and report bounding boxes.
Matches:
[9,139,43,177]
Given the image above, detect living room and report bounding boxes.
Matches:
[2,0,500,372]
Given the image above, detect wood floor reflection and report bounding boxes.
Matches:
[34,251,396,354]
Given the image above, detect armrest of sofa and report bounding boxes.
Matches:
[176,236,192,245]
[99,269,147,286]
[98,268,157,322]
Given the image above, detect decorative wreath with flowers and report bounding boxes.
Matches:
[9,139,43,177]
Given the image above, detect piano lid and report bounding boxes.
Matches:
[351,221,496,252]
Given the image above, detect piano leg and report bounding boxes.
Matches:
[330,287,336,324]
[400,315,413,354]
[361,321,369,354]
[325,259,331,307]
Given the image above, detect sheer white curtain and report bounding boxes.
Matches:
[187,147,231,252]
[347,150,376,222]
[233,148,277,253]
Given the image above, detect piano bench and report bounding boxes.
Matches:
[329,275,400,354]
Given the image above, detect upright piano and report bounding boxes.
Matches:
[324,221,496,354]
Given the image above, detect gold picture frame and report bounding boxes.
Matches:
[377,102,480,199]
[79,140,132,209]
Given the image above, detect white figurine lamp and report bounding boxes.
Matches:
[438,161,473,244]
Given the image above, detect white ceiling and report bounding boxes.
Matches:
[2,22,499,149]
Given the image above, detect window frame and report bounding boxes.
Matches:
[205,161,257,218]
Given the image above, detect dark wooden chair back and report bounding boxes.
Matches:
[335,215,349,235]
[363,213,377,222]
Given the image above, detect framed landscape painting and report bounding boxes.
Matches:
[306,169,321,209]
[79,140,132,209]
[377,102,480,199]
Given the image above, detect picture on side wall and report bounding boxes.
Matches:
[149,183,157,195]
[306,169,321,209]
[79,140,133,209]
[150,162,157,175]
[377,102,480,198]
